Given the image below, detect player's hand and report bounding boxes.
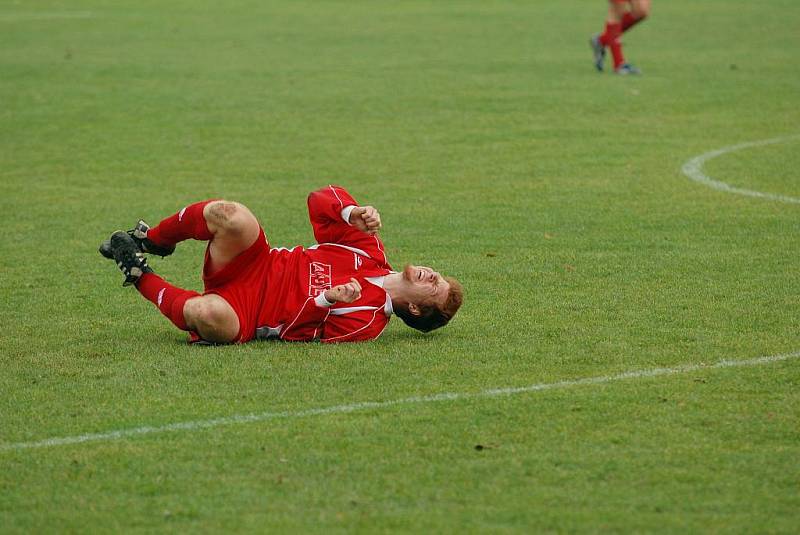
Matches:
[349,206,381,235]
[324,278,362,303]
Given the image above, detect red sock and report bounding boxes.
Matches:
[135,272,200,331]
[146,200,216,248]
[621,12,645,32]
[599,22,624,69]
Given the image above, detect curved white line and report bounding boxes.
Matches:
[681,135,800,204]
[2,350,798,452]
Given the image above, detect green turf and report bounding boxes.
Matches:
[2,0,800,532]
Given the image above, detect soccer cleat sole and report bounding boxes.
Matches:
[109,230,152,287]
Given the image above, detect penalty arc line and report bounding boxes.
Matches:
[681,134,800,204]
[2,350,799,453]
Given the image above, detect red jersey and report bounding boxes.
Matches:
[203,185,394,343]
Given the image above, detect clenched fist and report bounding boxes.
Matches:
[324,278,362,304]
[349,206,382,235]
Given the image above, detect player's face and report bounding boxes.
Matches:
[402,265,450,307]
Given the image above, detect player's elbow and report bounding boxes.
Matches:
[306,188,327,208]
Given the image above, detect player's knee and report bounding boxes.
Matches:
[205,200,258,237]
[184,296,238,342]
[632,0,650,18]
[184,298,216,330]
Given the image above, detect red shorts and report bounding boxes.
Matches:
[202,228,271,343]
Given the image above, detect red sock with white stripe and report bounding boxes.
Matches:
[135,272,199,331]
[599,22,624,69]
[146,200,216,248]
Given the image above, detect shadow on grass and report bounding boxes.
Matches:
[377,329,447,344]
[150,325,447,349]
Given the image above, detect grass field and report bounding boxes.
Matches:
[2,0,800,532]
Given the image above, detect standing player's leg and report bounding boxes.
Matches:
[591,0,641,75]
[622,0,650,33]
[603,1,628,73]
[590,1,625,72]
[101,200,261,343]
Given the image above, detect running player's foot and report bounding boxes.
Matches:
[615,63,641,75]
[589,34,605,72]
[107,231,153,286]
[99,220,175,259]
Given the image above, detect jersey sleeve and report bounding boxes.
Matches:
[307,185,388,266]
[280,299,390,343]
[321,309,389,343]
[279,296,331,342]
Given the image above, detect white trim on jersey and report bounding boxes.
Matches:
[384,293,394,317]
[372,235,386,264]
[329,305,381,316]
[324,308,386,342]
[364,276,393,317]
[340,205,356,225]
[365,276,385,288]
[329,185,344,208]
[280,297,330,340]
[315,293,335,308]
[307,242,371,258]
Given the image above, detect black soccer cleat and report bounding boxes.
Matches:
[590,34,606,72]
[108,231,153,286]
[99,220,175,259]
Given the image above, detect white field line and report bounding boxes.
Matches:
[2,351,798,453]
[681,135,800,204]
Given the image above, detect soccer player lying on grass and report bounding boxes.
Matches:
[590,0,651,75]
[99,185,463,344]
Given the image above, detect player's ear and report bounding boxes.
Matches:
[407,303,422,316]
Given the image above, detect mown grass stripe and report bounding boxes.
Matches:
[0,12,95,22]
[3,351,798,453]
